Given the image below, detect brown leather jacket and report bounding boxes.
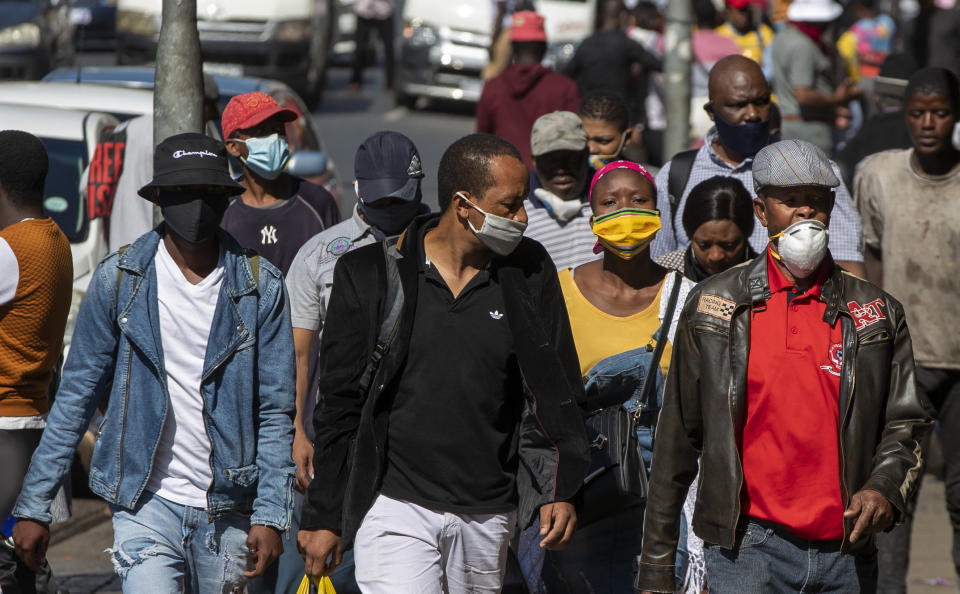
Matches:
[636,256,932,593]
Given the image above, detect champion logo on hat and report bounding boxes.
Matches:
[137,132,244,201]
[407,154,422,177]
[173,149,218,159]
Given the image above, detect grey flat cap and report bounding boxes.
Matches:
[531,111,587,157]
[753,139,840,190]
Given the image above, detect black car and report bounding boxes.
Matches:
[0,0,74,79]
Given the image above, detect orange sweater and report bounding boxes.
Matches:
[0,218,72,417]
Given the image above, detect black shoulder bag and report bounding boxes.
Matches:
[579,272,683,526]
[356,239,405,397]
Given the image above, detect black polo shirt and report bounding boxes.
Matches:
[380,221,523,514]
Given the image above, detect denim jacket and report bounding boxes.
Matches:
[14,227,296,531]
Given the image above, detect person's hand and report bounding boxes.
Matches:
[833,79,861,105]
[835,105,853,130]
[293,429,315,494]
[244,525,283,578]
[538,501,577,550]
[844,489,894,543]
[12,519,50,573]
[298,529,342,578]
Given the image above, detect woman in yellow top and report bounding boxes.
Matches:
[541,160,697,593]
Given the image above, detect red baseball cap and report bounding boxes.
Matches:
[510,11,547,42]
[221,91,299,140]
[726,0,765,8]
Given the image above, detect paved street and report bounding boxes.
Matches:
[312,65,476,218]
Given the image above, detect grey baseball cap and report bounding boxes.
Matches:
[752,139,840,190]
[530,111,587,157]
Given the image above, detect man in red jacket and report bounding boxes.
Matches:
[476,10,580,169]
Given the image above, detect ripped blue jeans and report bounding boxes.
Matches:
[108,491,251,594]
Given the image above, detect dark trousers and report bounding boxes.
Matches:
[351,16,395,89]
[877,367,960,593]
[1,428,56,594]
[541,505,645,594]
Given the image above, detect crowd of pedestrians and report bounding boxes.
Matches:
[1,0,960,592]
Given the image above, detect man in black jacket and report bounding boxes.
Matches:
[298,134,589,592]
[636,139,931,594]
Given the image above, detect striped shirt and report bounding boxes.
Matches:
[522,196,600,271]
[649,129,864,263]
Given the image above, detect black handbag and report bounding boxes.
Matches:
[579,273,683,526]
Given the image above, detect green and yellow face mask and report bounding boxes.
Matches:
[591,208,661,260]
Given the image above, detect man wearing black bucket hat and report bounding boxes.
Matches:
[11,133,297,594]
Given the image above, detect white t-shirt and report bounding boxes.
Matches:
[144,239,224,507]
[0,236,18,307]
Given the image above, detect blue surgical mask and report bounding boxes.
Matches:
[713,112,771,158]
[241,133,290,180]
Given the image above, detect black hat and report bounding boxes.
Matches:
[138,132,244,201]
[354,131,424,203]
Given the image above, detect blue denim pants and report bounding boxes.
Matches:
[108,492,251,594]
[705,519,878,594]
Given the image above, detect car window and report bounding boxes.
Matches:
[41,138,89,244]
[273,91,318,153]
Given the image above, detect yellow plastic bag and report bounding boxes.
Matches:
[296,575,337,594]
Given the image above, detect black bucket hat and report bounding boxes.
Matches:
[138,132,244,201]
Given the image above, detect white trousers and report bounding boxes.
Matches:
[353,494,517,594]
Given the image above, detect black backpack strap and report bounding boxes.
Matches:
[667,149,698,231]
[356,238,405,396]
[637,272,684,414]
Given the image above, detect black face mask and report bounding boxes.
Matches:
[158,191,229,243]
[357,193,423,237]
[714,111,772,158]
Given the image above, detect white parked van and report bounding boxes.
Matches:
[115,0,330,104]
[396,0,595,106]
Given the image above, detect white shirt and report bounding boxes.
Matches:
[144,239,224,507]
[354,0,393,19]
[0,236,18,307]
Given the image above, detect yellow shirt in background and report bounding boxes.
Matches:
[716,22,775,65]
[558,268,672,380]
